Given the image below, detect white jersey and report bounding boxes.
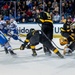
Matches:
[0,20,6,30]
[10,22,18,30]
[10,18,17,25]
[13,20,17,25]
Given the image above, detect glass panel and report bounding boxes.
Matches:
[0,0,74,23]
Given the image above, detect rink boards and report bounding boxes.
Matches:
[17,23,63,38]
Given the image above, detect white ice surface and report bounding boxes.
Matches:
[0,38,75,75]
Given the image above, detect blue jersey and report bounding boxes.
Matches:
[0,31,8,45]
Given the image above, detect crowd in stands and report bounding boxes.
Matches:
[0,0,75,23]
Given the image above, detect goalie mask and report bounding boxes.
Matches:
[59,37,68,45]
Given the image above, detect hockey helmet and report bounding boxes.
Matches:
[4,16,10,21]
[30,28,35,32]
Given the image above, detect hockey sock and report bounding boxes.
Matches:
[53,48,64,58]
[30,46,37,56]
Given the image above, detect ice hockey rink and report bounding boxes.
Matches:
[0,37,75,75]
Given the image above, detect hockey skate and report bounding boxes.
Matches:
[4,47,8,54]
[45,51,52,56]
[9,50,16,55]
[32,49,37,56]
[44,47,52,56]
[32,53,37,56]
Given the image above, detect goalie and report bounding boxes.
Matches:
[60,16,75,55]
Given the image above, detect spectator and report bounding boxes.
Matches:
[16,13,22,23]
[0,0,74,23]
[3,3,9,10]
[60,15,66,24]
[27,0,33,9]
[21,12,27,23]
[21,5,26,14]
[32,6,37,22]
[32,1,38,7]
[53,3,59,13]
[53,12,60,23]
[66,1,73,15]
[26,8,32,17]
[26,0,31,6]
[47,1,53,12]
[38,2,43,9]
[52,0,58,9]
[21,18,26,23]
[26,8,33,22]
[47,1,52,9]
[61,2,66,14]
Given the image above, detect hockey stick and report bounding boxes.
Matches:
[38,23,64,50]
[26,46,43,51]
[19,34,27,37]
[0,46,43,53]
[0,47,20,52]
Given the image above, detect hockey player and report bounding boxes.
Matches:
[20,28,64,58]
[37,8,53,55]
[8,19,19,40]
[0,17,23,44]
[9,18,24,43]
[60,16,75,55]
[0,30,16,55]
[1,18,23,43]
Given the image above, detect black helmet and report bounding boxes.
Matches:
[30,28,35,32]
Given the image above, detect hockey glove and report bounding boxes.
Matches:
[20,41,28,50]
[20,44,26,50]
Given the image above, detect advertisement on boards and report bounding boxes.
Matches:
[17,23,63,36]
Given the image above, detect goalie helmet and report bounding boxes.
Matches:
[59,37,68,45]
